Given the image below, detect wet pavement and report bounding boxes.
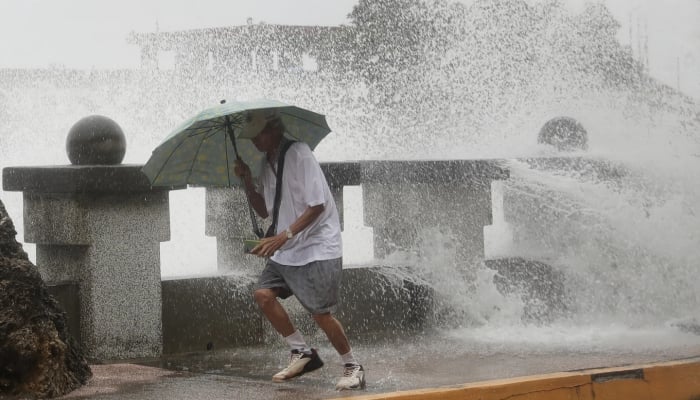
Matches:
[58,332,700,400]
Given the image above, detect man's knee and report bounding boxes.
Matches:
[312,312,333,325]
[254,288,277,307]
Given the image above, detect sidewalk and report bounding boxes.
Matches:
[59,334,700,399]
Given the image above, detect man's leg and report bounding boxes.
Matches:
[255,287,324,381]
[312,313,351,355]
[254,287,295,336]
[314,313,366,390]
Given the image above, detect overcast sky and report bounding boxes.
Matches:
[0,0,698,97]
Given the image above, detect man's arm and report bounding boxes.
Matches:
[241,173,268,219]
[235,160,268,218]
[287,204,324,238]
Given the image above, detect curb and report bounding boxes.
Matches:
[333,357,700,400]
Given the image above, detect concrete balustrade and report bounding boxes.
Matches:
[3,154,508,358]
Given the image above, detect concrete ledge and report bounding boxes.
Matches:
[161,275,263,354]
[320,161,361,188]
[361,159,509,184]
[332,358,700,400]
[159,266,434,354]
[337,266,434,339]
[2,165,183,193]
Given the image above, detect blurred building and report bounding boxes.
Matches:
[126,23,351,74]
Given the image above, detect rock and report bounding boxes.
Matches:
[486,257,571,323]
[0,199,91,398]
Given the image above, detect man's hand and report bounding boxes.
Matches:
[250,233,287,258]
[233,159,251,179]
[249,205,324,258]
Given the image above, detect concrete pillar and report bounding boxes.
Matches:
[2,165,177,360]
[362,160,508,266]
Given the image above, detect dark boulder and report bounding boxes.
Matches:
[0,199,91,398]
[486,257,571,323]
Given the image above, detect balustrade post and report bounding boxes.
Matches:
[362,160,508,266]
[205,187,265,274]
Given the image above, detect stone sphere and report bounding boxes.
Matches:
[537,116,588,152]
[66,115,126,165]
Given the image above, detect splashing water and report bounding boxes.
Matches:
[1,0,700,351]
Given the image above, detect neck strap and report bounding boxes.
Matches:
[265,140,296,238]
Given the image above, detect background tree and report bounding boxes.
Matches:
[345,0,466,155]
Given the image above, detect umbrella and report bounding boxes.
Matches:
[142,99,332,237]
[142,99,331,187]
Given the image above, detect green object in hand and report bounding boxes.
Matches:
[244,239,261,253]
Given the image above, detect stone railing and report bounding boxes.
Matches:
[3,159,508,358]
[1,116,509,359]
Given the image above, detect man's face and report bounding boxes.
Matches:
[251,125,277,152]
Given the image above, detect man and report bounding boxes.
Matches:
[233,111,365,391]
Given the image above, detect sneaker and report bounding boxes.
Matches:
[272,349,324,382]
[335,363,366,390]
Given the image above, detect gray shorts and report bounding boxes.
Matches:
[257,257,343,314]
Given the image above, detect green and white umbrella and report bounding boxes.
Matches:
[142,99,332,187]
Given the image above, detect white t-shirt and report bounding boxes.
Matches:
[258,141,342,266]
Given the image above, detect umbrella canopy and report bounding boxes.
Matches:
[142,99,331,187]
